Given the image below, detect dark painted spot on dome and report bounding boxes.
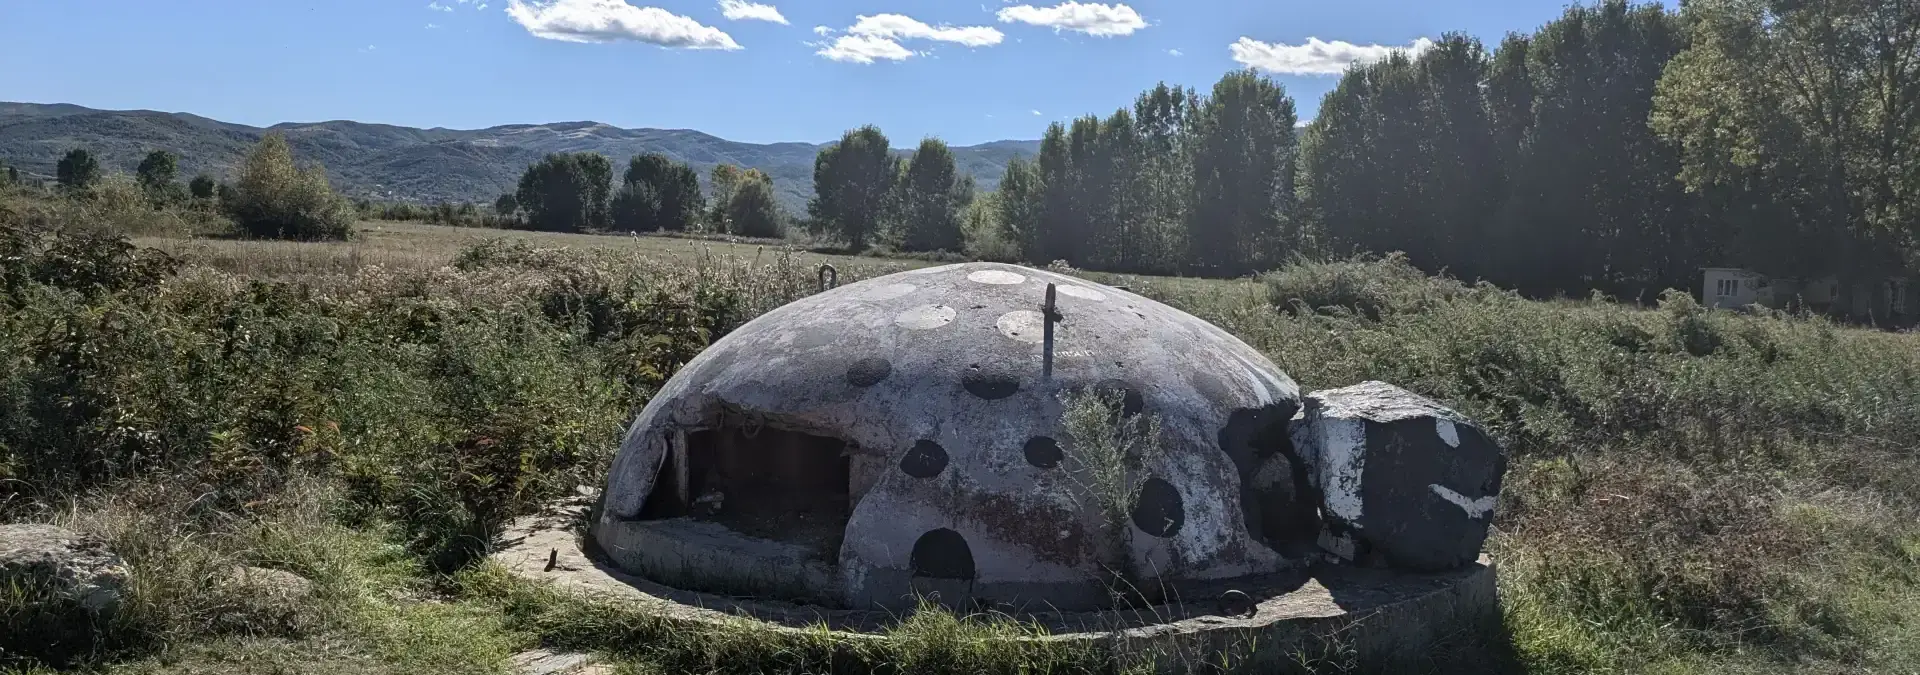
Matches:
[846,357,892,387]
[900,439,948,478]
[1095,379,1145,417]
[910,528,975,580]
[1132,477,1185,538]
[1023,436,1063,469]
[962,371,1020,400]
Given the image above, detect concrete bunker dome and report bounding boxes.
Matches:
[592,262,1320,611]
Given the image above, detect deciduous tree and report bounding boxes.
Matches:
[515,152,612,233]
[1189,70,1300,275]
[136,150,179,196]
[56,149,99,192]
[189,174,217,200]
[614,153,704,232]
[892,137,968,252]
[1653,0,1920,293]
[809,125,897,251]
[225,133,356,240]
[724,169,783,238]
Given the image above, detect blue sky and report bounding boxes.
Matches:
[0,0,1575,145]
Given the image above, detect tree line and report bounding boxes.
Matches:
[508,152,784,238]
[24,137,356,240]
[1297,0,1920,301]
[801,0,1920,302]
[14,0,1912,300]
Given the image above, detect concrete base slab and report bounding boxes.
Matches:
[595,517,842,606]
[493,503,1504,674]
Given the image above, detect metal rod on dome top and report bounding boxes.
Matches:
[1043,283,1057,379]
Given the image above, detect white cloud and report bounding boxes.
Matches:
[507,0,741,49]
[427,22,442,28]
[848,13,1002,47]
[428,1,454,10]
[816,34,914,63]
[1031,109,1042,116]
[718,0,786,24]
[1228,36,1435,75]
[360,45,378,52]
[1294,119,1310,128]
[996,2,1145,37]
[816,12,1001,63]
[1167,48,1181,56]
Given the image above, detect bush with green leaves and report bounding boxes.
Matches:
[5,203,1920,673]
[0,222,831,573]
[223,133,356,240]
[56,148,100,193]
[721,168,782,238]
[135,150,186,206]
[187,174,217,201]
[1263,251,1480,319]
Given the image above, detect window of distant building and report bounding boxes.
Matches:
[1715,278,1740,296]
[1890,281,1907,314]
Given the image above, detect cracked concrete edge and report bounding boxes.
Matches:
[490,510,1501,673]
[510,649,611,675]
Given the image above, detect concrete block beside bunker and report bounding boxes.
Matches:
[1296,381,1507,572]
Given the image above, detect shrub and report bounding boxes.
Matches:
[1263,252,1478,319]
[135,150,184,206]
[5,217,1919,673]
[723,173,783,238]
[56,149,100,192]
[188,174,217,201]
[224,133,356,240]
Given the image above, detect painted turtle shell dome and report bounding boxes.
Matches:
[593,262,1310,611]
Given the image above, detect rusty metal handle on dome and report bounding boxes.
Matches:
[818,264,838,292]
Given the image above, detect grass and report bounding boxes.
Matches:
[4,192,1920,673]
[133,220,935,280]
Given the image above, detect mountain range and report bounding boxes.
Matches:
[0,102,1041,213]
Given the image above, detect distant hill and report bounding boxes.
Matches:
[0,102,1041,213]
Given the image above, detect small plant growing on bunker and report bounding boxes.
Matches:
[1058,385,1165,602]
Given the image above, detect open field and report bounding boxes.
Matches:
[133,220,938,280]
[6,209,1920,674]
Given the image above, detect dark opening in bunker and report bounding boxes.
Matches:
[634,422,854,564]
[1219,403,1323,558]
